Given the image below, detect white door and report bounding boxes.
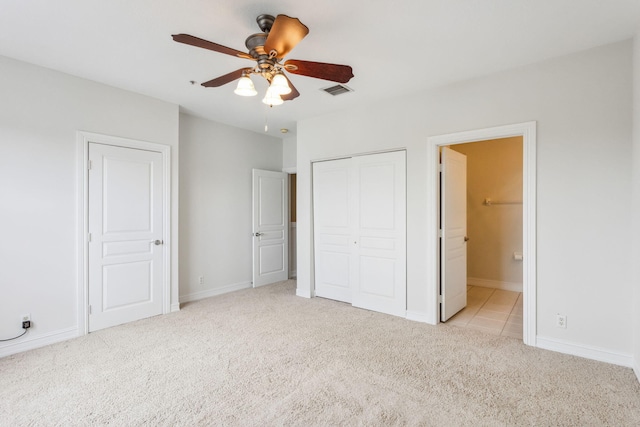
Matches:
[88,143,164,332]
[313,158,353,303]
[351,152,406,317]
[252,169,288,287]
[441,147,468,321]
[313,152,406,316]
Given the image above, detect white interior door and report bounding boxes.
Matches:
[351,152,406,316]
[252,169,288,287]
[88,143,164,332]
[313,158,353,303]
[313,151,406,316]
[441,147,468,321]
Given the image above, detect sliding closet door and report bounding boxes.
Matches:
[313,158,353,303]
[351,151,406,317]
[313,151,406,317]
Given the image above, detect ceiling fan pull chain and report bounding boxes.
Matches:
[264,109,269,132]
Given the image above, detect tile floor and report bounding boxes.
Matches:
[446,285,523,339]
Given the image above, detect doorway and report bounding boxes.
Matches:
[443,137,524,338]
[427,122,537,346]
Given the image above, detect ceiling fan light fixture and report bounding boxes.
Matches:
[234,75,257,96]
[270,73,292,95]
[262,86,284,106]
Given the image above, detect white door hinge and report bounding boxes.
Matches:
[438,163,443,173]
[438,295,443,304]
[88,160,92,170]
[438,229,443,238]
[88,305,92,315]
[87,233,92,242]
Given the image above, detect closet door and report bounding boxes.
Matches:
[351,151,406,317]
[313,158,353,303]
[312,151,406,317]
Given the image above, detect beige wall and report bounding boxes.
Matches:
[450,137,523,288]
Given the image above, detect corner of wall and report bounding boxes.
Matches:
[633,30,640,383]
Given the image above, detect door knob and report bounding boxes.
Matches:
[464,236,469,242]
[254,232,264,237]
[151,239,163,245]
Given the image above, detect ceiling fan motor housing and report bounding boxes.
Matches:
[256,14,275,33]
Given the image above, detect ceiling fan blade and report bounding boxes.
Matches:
[201,68,249,87]
[281,75,300,101]
[172,34,252,59]
[264,15,309,59]
[284,59,354,83]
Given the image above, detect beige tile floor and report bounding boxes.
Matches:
[446,285,523,339]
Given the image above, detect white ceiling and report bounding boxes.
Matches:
[1,1,639,137]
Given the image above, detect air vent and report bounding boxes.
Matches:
[321,84,353,96]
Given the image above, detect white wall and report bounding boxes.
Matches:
[178,114,282,302]
[282,135,297,171]
[633,32,640,380]
[297,41,634,362]
[0,55,179,356]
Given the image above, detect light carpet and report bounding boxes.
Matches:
[1,280,639,426]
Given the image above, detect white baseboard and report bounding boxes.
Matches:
[170,302,181,312]
[468,277,523,292]
[179,281,252,304]
[634,360,640,383]
[406,310,437,325]
[0,327,78,358]
[536,336,633,368]
[296,287,312,298]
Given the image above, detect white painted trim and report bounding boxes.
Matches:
[635,362,640,383]
[0,327,78,358]
[76,131,172,335]
[406,310,436,325]
[427,121,537,346]
[170,303,181,313]
[296,287,313,298]
[537,336,634,368]
[179,281,252,304]
[282,167,297,174]
[289,222,297,278]
[467,277,523,292]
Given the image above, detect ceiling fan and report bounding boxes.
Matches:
[172,14,354,106]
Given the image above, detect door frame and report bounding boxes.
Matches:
[76,131,172,336]
[426,122,537,346]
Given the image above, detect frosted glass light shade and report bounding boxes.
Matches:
[262,86,283,106]
[234,76,257,96]
[270,73,292,95]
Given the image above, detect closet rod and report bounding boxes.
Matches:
[483,198,522,206]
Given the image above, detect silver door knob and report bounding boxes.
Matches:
[253,232,263,237]
[151,239,163,245]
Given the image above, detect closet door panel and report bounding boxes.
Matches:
[312,159,353,303]
[351,151,406,316]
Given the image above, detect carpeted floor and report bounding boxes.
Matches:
[1,280,639,426]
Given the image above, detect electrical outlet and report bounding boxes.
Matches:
[556,314,567,329]
[198,276,204,285]
[22,313,31,329]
